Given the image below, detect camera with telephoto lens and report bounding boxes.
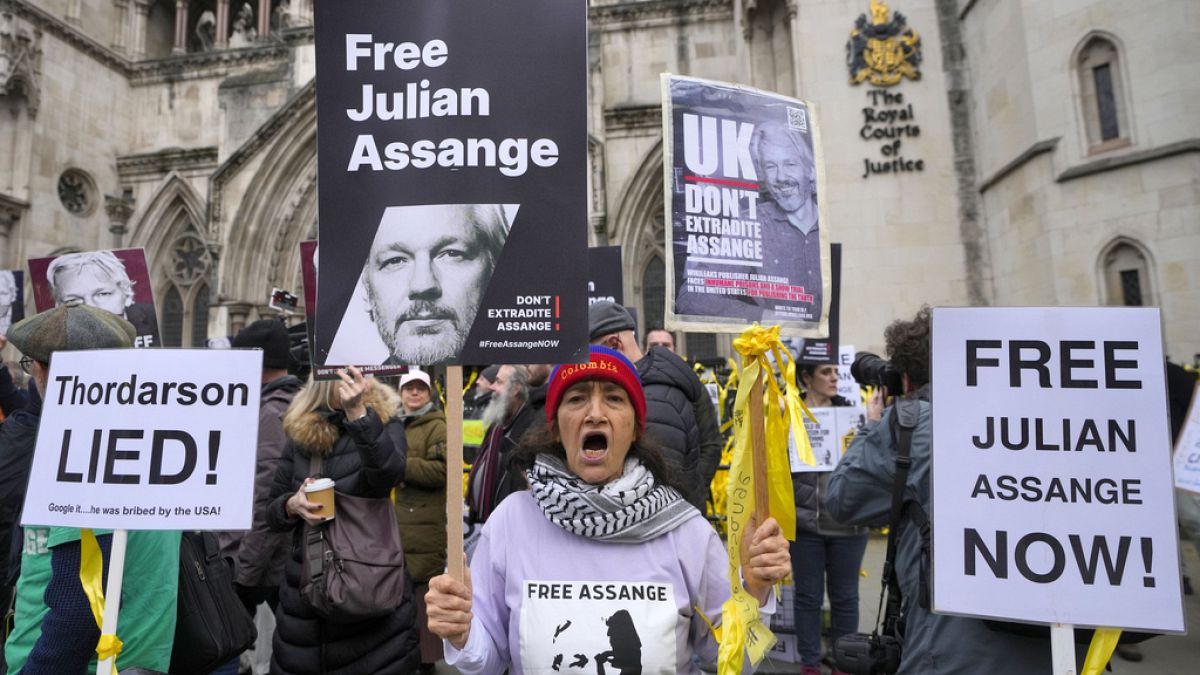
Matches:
[833,631,901,675]
[849,352,904,394]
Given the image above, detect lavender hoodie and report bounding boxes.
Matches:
[447,491,769,674]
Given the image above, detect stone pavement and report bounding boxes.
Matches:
[436,534,1199,674]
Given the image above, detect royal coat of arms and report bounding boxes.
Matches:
[846,0,922,86]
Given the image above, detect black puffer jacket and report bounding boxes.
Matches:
[793,395,866,537]
[266,386,419,675]
[637,347,706,509]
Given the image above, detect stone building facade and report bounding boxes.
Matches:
[0,0,1195,362]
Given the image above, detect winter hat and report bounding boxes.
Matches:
[546,345,646,432]
[7,300,136,363]
[587,301,635,341]
[233,319,291,370]
[399,369,432,390]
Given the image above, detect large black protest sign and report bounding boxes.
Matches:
[313,0,587,367]
[588,246,624,306]
[662,75,831,337]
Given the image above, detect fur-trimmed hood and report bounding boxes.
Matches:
[284,382,400,456]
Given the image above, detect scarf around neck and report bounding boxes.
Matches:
[526,454,699,543]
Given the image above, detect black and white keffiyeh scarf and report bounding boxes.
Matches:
[526,454,701,543]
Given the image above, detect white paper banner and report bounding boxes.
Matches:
[21,349,262,530]
[931,307,1183,632]
[1173,381,1200,494]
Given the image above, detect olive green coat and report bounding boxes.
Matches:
[394,408,448,583]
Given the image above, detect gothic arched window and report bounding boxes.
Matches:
[1076,35,1131,153]
[159,232,213,346]
[1100,239,1153,307]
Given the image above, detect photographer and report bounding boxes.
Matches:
[825,307,1056,674]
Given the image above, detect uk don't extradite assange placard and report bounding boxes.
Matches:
[21,350,261,531]
[931,307,1183,632]
[313,0,587,367]
[662,75,831,337]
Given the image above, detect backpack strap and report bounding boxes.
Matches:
[879,398,920,637]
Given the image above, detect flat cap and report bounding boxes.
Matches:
[7,301,137,363]
[587,301,635,341]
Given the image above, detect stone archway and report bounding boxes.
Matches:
[213,84,317,332]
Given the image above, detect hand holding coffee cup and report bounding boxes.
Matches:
[287,477,332,525]
[337,365,371,421]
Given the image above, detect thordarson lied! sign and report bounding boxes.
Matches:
[21,349,261,531]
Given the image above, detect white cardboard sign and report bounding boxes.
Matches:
[789,407,866,473]
[1173,381,1200,494]
[21,349,262,530]
[837,344,858,402]
[931,307,1183,632]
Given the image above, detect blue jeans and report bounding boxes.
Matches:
[790,530,869,667]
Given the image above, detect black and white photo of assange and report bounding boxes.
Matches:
[326,203,514,366]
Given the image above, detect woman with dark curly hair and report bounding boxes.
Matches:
[426,345,791,673]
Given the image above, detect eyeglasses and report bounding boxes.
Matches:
[18,356,33,374]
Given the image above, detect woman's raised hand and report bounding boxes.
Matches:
[337,365,371,420]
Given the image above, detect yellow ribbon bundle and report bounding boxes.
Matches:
[717,324,809,673]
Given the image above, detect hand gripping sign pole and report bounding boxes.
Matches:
[446,366,466,580]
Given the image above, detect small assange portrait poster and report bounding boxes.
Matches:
[0,270,25,338]
[313,0,588,368]
[662,75,831,337]
[28,248,161,349]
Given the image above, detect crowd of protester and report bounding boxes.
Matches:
[0,298,1194,674]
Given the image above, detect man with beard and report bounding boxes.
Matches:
[466,364,544,524]
[749,121,822,322]
[360,203,509,365]
[675,121,824,325]
[46,250,161,347]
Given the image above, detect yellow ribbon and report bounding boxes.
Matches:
[79,529,120,674]
[96,634,124,663]
[1080,628,1121,675]
[718,324,806,673]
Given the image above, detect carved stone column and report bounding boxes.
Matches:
[732,0,749,84]
[0,195,25,269]
[226,302,253,336]
[105,193,136,249]
[257,0,270,40]
[785,0,803,97]
[215,0,229,48]
[173,0,188,54]
[65,0,81,24]
[111,0,129,52]
[132,0,151,57]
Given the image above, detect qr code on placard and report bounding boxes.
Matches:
[787,106,808,132]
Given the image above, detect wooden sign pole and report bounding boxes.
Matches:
[1051,623,1077,674]
[749,368,770,521]
[445,365,465,580]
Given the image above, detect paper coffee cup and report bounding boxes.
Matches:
[304,477,336,520]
